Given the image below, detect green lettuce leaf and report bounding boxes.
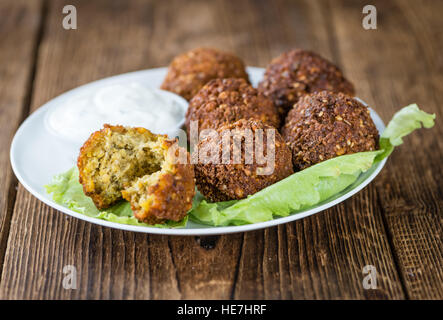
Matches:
[189,104,435,226]
[45,167,188,228]
[46,104,434,228]
[376,104,436,161]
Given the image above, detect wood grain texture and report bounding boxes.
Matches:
[0,0,245,300]
[228,0,405,300]
[0,0,43,275]
[0,0,441,300]
[328,0,443,299]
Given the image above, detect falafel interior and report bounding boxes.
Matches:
[77,125,194,223]
[47,104,434,228]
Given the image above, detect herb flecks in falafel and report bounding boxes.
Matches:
[77,125,195,224]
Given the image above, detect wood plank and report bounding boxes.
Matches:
[5,0,440,300]
[0,0,173,299]
[0,0,245,299]
[0,0,44,277]
[223,0,405,299]
[328,0,443,299]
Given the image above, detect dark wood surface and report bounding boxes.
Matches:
[0,0,441,299]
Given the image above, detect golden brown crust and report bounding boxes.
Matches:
[281,91,379,171]
[194,119,293,202]
[258,49,355,119]
[185,78,280,133]
[77,124,195,223]
[161,47,249,101]
[125,152,195,224]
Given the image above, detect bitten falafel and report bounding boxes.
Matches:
[258,49,355,119]
[77,125,195,224]
[161,48,249,101]
[185,78,280,135]
[281,91,379,171]
[194,119,293,202]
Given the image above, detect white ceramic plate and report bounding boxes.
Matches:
[10,67,387,235]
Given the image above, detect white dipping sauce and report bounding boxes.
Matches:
[46,82,186,143]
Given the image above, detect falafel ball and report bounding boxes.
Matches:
[161,47,249,101]
[195,119,293,202]
[77,124,195,224]
[185,78,280,134]
[281,91,379,171]
[258,49,355,119]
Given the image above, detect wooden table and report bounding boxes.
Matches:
[0,0,441,300]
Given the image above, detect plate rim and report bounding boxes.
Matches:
[10,66,387,236]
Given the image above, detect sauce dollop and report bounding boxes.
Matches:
[46,82,186,143]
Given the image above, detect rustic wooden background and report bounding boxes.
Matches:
[0,0,441,300]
